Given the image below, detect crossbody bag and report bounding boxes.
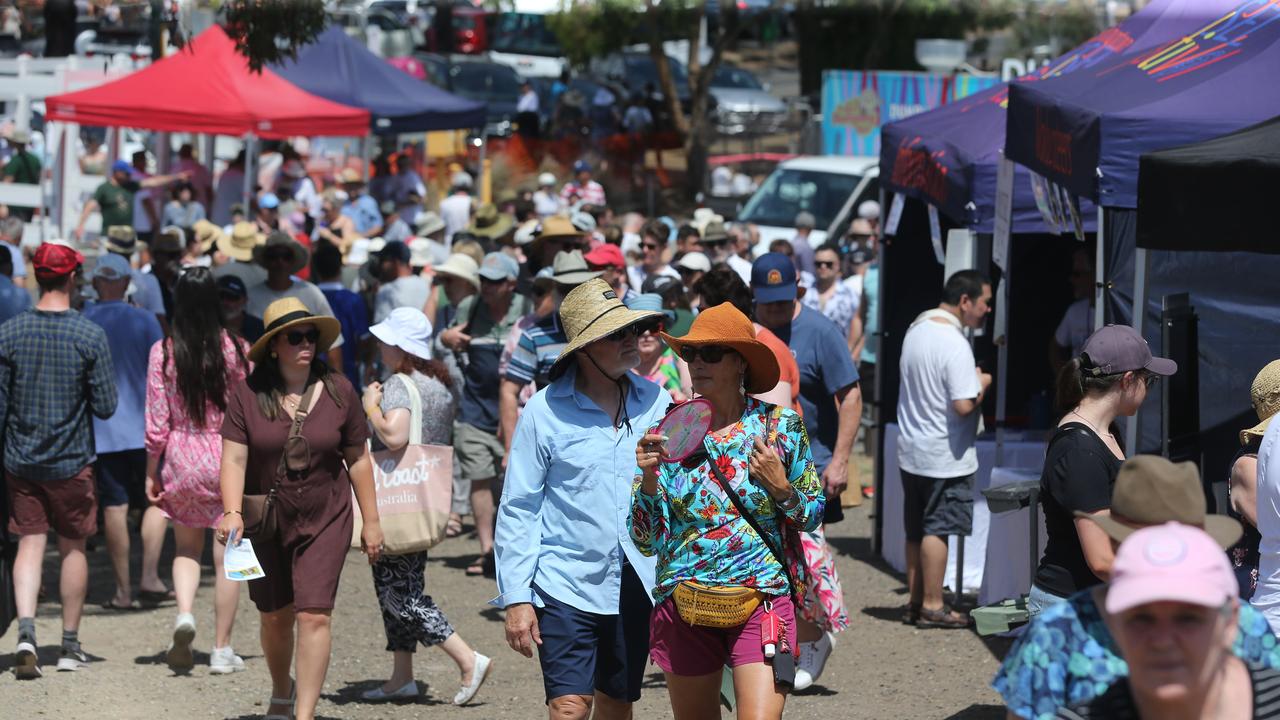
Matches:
[243,382,320,542]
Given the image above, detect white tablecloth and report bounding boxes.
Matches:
[980,467,1049,605]
[881,423,1046,598]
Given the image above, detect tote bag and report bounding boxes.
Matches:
[352,374,454,554]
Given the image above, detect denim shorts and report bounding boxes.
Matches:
[1027,584,1069,618]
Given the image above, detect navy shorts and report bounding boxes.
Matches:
[901,469,975,542]
[534,562,652,704]
[95,449,147,509]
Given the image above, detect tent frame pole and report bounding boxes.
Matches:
[1094,207,1106,330]
[1125,247,1150,454]
[242,133,256,216]
[994,250,1009,468]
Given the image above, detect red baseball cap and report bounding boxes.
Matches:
[33,242,85,279]
[584,243,624,269]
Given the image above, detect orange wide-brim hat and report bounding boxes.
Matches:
[660,302,780,394]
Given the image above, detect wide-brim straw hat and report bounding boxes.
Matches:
[536,215,585,243]
[248,297,342,364]
[468,203,515,239]
[104,225,139,255]
[192,220,224,254]
[660,302,780,394]
[252,231,310,275]
[432,253,481,291]
[550,278,663,380]
[1242,359,1280,444]
[218,221,265,262]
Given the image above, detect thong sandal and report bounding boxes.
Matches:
[101,598,143,612]
[917,605,971,629]
[465,552,494,577]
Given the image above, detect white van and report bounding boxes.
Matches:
[737,155,879,257]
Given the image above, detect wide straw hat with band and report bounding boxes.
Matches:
[1241,359,1280,444]
[248,297,341,364]
[104,225,140,255]
[660,302,780,394]
[1076,454,1242,549]
[219,221,265,262]
[192,220,224,254]
[252,231,310,275]
[550,278,663,380]
[467,203,515,239]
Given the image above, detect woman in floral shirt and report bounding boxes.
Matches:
[631,303,824,719]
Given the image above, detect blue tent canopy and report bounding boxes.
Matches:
[273,27,486,135]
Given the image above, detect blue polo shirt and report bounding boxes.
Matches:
[83,300,163,454]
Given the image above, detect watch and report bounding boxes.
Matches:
[777,489,801,511]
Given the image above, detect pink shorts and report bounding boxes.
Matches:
[649,594,797,676]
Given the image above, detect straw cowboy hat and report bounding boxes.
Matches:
[551,249,602,286]
[252,231,310,275]
[432,253,481,291]
[535,215,585,243]
[104,226,140,256]
[1242,360,1280,444]
[191,220,224,254]
[660,302,780,394]
[468,203,515,240]
[248,297,342,364]
[218,222,265,262]
[550,278,663,379]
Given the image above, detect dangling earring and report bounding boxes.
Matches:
[739,371,747,397]
[270,351,277,359]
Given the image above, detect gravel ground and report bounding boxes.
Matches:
[1,499,1010,719]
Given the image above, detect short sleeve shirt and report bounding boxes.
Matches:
[896,315,981,478]
[801,282,859,339]
[771,305,859,472]
[94,179,136,230]
[451,295,529,432]
[1054,298,1093,358]
[378,371,455,448]
[505,312,567,390]
[373,275,430,324]
[83,300,164,453]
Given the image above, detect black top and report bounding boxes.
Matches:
[1056,663,1280,719]
[1229,437,1264,601]
[1033,422,1123,598]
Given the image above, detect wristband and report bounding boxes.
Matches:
[223,510,242,517]
[365,404,380,418]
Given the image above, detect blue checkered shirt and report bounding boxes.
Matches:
[0,309,117,481]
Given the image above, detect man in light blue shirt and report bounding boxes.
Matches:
[493,278,667,720]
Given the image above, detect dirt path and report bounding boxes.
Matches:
[2,502,1008,718]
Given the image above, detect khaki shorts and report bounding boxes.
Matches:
[453,421,505,483]
[7,466,98,539]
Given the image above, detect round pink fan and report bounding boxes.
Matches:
[655,398,714,463]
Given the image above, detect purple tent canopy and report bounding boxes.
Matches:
[879,0,1216,232]
[1005,0,1280,208]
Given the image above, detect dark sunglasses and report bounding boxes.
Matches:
[636,320,665,336]
[815,260,837,269]
[605,324,644,342]
[679,345,733,364]
[701,238,728,246]
[642,242,663,252]
[285,329,320,346]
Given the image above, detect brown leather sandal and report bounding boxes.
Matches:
[917,605,971,629]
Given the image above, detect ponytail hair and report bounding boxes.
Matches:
[1054,353,1124,417]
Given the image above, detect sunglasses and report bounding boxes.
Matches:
[679,345,733,364]
[285,329,320,346]
[605,324,644,342]
[636,320,665,336]
[642,243,663,252]
[815,260,838,269]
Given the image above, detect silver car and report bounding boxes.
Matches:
[710,64,789,136]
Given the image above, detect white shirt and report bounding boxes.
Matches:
[246,279,345,348]
[896,310,982,478]
[1251,418,1280,630]
[727,254,753,284]
[439,192,472,245]
[533,190,561,218]
[1054,297,1093,358]
[517,89,540,114]
[626,264,680,294]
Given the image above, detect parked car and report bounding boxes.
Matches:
[710,63,789,136]
[588,50,698,134]
[737,155,880,256]
[415,53,522,137]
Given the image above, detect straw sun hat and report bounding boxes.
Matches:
[248,297,341,364]
[660,302,780,394]
[219,222,265,262]
[550,278,663,379]
[1242,359,1280,444]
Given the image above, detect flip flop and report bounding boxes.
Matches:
[445,514,464,538]
[101,598,143,611]
[139,588,175,603]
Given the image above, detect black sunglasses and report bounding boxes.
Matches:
[679,345,733,364]
[642,242,663,252]
[815,260,837,269]
[637,320,665,336]
[286,329,320,346]
[605,324,644,342]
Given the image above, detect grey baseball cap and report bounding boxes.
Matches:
[1081,324,1177,377]
[478,251,519,282]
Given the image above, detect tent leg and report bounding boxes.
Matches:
[1125,247,1150,454]
[1094,207,1106,330]
[242,133,256,216]
[994,252,1010,467]
[871,186,887,558]
[361,135,373,182]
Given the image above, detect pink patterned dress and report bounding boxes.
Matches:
[145,333,251,528]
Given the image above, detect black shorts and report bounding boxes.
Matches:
[95,449,147,509]
[901,469,974,542]
[533,562,652,704]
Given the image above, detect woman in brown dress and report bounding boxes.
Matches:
[216,297,383,720]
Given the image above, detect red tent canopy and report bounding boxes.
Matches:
[45,26,369,138]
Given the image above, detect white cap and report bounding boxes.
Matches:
[538,172,556,187]
[858,200,881,221]
[676,251,711,273]
[370,307,434,361]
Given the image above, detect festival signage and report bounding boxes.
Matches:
[821,70,998,157]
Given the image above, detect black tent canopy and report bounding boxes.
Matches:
[1137,115,1280,254]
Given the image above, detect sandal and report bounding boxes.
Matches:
[101,598,143,612]
[139,587,175,604]
[917,605,971,629]
[902,603,921,626]
[465,552,494,578]
[264,682,296,720]
[445,514,464,538]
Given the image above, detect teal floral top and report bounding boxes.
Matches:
[992,587,1280,720]
[629,398,824,603]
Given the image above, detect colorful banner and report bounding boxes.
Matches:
[822,70,999,157]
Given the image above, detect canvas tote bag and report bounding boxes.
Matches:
[352,374,453,554]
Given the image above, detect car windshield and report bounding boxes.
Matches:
[491,12,562,57]
[737,168,863,230]
[625,55,689,93]
[712,66,763,90]
[450,64,522,102]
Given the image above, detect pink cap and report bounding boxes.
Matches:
[1105,522,1238,615]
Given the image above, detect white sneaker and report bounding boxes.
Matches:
[56,647,88,672]
[454,652,492,706]
[14,641,41,679]
[793,631,836,691]
[209,646,245,674]
[166,613,196,671]
[361,680,418,701]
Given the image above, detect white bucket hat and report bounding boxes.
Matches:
[370,306,434,361]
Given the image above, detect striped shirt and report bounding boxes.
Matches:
[504,312,566,390]
[0,309,118,481]
[1056,663,1280,719]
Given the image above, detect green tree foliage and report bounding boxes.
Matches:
[213,0,329,72]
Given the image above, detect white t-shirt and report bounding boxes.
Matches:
[246,279,345,348]
[727,254,753,284]
[439,193,472,245]
[1250,418,1280,629]
[896,312,982,478]
[626,264,680,294]
[374,275,430,324]
[1054,298,1093,358]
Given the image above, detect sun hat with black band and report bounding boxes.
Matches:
[252,230,310,275]
[105,225,140,256]
[660,302,780,394]
[1076,454,1242,550]
[1078,324,1177,378]
[550,278,663,381]
[1241,360,1280,444]
[248,297,342,364]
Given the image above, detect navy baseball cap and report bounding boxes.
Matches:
[216,274,247,298]
[377,240,412,264]
[751,252,798,303]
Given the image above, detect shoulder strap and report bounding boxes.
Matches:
[276,382,321,478]
[394,372,423,446]
[704,440,797,599]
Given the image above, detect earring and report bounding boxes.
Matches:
[270,351,277,359]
